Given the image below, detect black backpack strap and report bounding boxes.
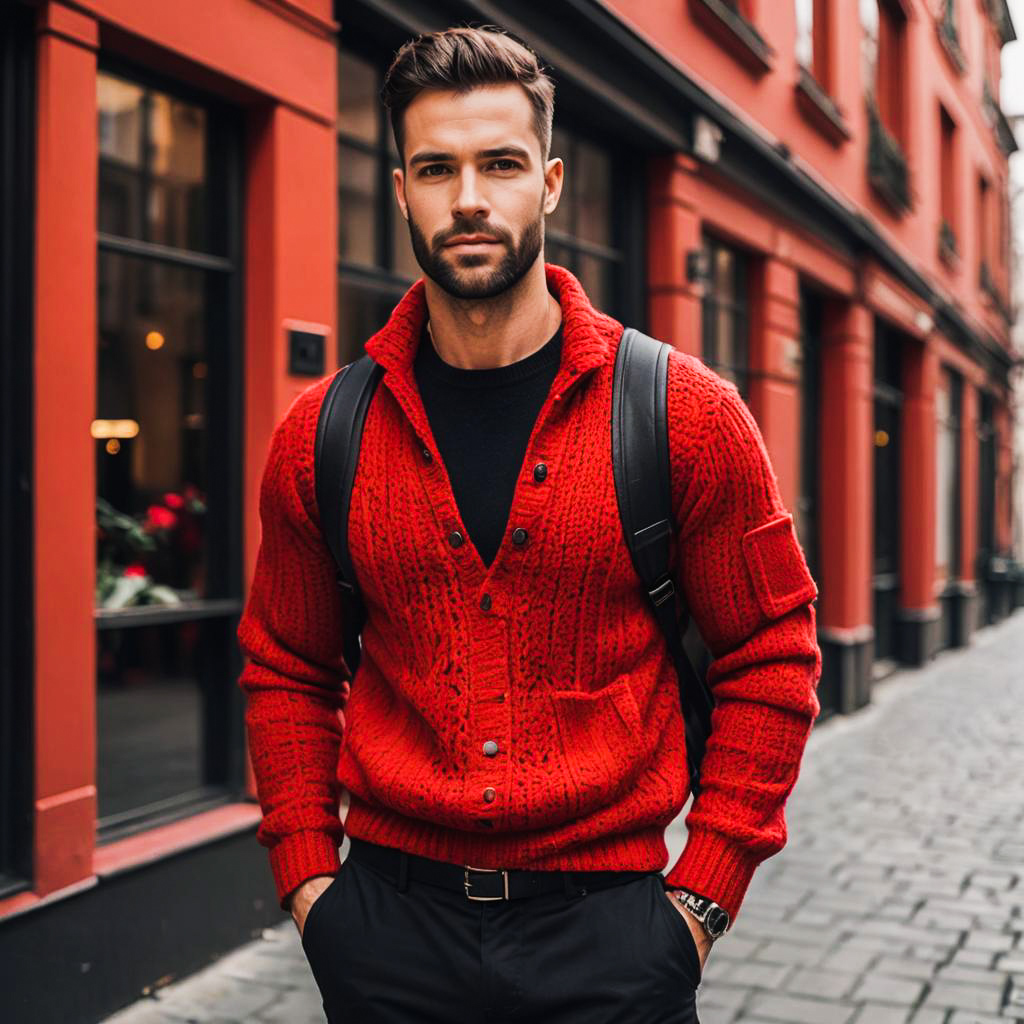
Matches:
[313,354,383,679]
[612,327,715,799]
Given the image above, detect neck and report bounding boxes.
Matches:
[422,259,562,369]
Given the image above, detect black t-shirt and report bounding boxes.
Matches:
[413,323,563,568]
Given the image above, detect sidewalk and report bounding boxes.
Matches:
[104,609,1024,1024]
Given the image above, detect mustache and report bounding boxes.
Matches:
[433,221,511,248]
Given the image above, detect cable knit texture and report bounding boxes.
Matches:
[237,263,822,920]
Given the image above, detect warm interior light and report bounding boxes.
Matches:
[105,439,121,455]
[875,430,889,447]
[145,331,165,350]
[91,419,140,439]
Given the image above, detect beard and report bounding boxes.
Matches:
[406,204,544,301]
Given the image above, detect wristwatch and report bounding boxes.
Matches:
[668,888,731,940]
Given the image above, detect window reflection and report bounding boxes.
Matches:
[97,72,209,253]
[701,235,750,398]
[96,251,210,607]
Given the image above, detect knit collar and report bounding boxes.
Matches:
[363,262,622,379]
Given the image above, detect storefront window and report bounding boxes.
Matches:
[700,235,750,399]
[95,69,242,838]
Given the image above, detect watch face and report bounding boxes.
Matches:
[705,906,729,938]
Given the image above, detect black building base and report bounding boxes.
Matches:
[940,581,979,649]
[897,606,942,666]
[0,825,285,1024]
[817,625,874,716]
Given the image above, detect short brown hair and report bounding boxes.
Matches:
[381,25,555,163]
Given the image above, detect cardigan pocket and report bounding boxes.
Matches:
[741,511,818,621]
[550,677,645,816]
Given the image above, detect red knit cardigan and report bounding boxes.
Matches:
[237,263,822,919]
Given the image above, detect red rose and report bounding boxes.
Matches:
[163,492,185,510]
[147,505,177,531]
[123,563,147,577]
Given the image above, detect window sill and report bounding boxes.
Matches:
[794,68,850,147]
[688,0,775,76]
[0,802,261,924]
[867,104,912,216]
[95,597,243,629]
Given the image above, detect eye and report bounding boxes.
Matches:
[419,164,450,178]
[488,159,521,171]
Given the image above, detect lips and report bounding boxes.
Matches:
[444,235,501,247]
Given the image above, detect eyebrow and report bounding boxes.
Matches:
[409,146,532,167]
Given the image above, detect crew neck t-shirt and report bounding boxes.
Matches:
[413,323,563,568]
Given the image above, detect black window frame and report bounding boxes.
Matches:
[700,232,751,400]
[0,0,36,900]
[93,56,247,844]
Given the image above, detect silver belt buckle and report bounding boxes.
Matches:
[464,865,510,901]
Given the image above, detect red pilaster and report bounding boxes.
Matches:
[33,2,99,896]
[646,154,702,356]
[818,301,873,632]
[751,258,801,510]
[242,98,338,795]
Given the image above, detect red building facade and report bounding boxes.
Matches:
[0,0,1019,1019]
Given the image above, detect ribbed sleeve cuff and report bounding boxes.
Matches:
[269,829,342,910]
[662,828,762,923]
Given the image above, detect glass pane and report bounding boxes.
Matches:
[338,279,406,367]
[338,50,381,145]
[577,254,612,313]
[860,0,880,99]
[147,92,207,251]
[96,621,206,820]
[339,144,378,267]
[98,72,209,252]
[98,76,145,241]
[391,200,423,280]
[547,126,573,236]
[795,0,814,68]
[574,139,611,247]
[545,240,575,274]
[714,246,736,305]
[96,251,211,609]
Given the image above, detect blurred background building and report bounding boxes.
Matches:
[0,0,1021,1020]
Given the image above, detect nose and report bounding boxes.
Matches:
[451,166,490,221]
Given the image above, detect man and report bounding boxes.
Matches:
[237,25,821,1024]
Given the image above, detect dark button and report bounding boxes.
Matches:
[511,527,528,546]
[480,593,492,611]
[421,446,432,462]
[533,462,548,482]
[449,530,464,548]
[482,740,499,757]
[483,787,496,803]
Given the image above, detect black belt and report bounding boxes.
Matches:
[346,836,660,902]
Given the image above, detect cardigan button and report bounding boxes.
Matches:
[533,462,548,482]
[449,530,464,548]
[482,740,499,757]
[479,593,492,611]
[482,787,496,803]
[511,528,528,546]
[421,446,432,462]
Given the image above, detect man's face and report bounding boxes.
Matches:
[393,84,563,300]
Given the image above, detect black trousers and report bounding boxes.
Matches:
[300,841,702,1023]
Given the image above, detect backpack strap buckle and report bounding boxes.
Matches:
[648,575,676,607]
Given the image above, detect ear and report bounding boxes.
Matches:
[542,157,564,217]
[392,166,409,221]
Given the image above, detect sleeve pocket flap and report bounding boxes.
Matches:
[741,512,818,620]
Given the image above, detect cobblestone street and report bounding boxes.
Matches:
[105,609,1024,1024]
